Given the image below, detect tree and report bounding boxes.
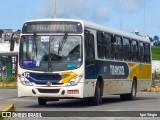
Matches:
[0,30,3,38]
[153,35,160,46]
[154,35,159,42]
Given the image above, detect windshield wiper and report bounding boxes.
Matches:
[58,33,68,55]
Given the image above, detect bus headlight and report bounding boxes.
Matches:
[18,74,33,86]
[66,74,83,86]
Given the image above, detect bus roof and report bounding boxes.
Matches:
[24,18,150,43]
[83,21,150,43]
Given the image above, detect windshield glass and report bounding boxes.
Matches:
[19,35,82,71]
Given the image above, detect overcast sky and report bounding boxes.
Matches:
[0,0,159,37]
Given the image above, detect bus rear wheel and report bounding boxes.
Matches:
[129,80,137,100]
[91,81,102,106]
[38,97,46,106]
[120,80,137,100]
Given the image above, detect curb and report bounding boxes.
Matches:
[0,103,14,117]
[0,83,17,88]
[3,103,14,112]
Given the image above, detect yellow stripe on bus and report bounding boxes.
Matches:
[129,64,152,80]
[61,72,77,83]
[128,62,136,67]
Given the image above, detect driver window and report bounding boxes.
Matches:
[85,29,95,65]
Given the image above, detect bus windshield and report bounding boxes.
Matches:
[19,35,82,71]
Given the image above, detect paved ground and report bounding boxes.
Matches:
[0,102,13,111]
[1,89,160,120]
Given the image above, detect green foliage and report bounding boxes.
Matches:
[0,116,5,120]
[0,75,17,83]
[0,76,2,82]
[153,35,159,41]
[151,46,160,60]
[153,73,160,80]
[6,76,17,83]
[0,30,3,38]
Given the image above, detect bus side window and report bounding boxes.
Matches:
[114,35,123,60]
[97,31,105,59]
[139,42,145,63]
[131,40,139,62]
[103,33,114,59]
[144,43,151,63]
[123,37,131,61]
[85,30,95,65]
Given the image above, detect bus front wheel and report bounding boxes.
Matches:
[91,81,102,106]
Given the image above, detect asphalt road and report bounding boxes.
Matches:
[1,89,160,120]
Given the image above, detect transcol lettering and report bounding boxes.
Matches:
[110,65,125,76]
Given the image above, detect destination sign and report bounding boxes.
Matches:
[22,21,82,33]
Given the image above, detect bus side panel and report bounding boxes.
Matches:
[103,80,132,96]
[95,60,132,96]
[83,64,96,97]
[129,63,152,91]
[137,80,152,92]
[129,63,152,80]
[83,79,96,97]
[95,60,129,80]
[137,64,152,91]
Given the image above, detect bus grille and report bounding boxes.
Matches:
[37,89,60,93]
[30,73,61,80]
[26,72,62,84]
[35,83,63,85]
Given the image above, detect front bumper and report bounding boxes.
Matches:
[17,82,84,98]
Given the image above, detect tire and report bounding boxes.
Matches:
[91,81,102,106]
[129,80,137,100]
[120,80,137,101]
[38,97,46,106]
[120,94,128,100]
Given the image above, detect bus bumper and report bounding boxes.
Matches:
[17,82,84,98]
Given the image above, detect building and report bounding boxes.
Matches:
[152,60,160,74]
[0,29,20,81]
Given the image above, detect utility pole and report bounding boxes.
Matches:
[54,0,56,18]
[120,0,122,30]
[143,0,146,35]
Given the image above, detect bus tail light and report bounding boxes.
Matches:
[18,74,33,86]
[66,74,83,86]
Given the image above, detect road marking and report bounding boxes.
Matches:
[9,98,36,102]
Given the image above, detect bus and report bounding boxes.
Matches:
[17,19,152,106]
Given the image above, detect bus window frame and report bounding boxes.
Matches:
[131,39,139,62]
[103,32,114,60]
[97,31,105,59]
[123,37,131,61]
[139,41,145,63]
[144,43,151,63]
[114,35,123,60]
[85,29,95,65]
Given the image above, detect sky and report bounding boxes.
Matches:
[0,0,159,38]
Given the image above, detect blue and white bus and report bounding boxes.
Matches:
[18,19,152,106]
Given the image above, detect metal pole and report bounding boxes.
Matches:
[54,0,56,18]
[120,0,122,30]
[143,0,146,35]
